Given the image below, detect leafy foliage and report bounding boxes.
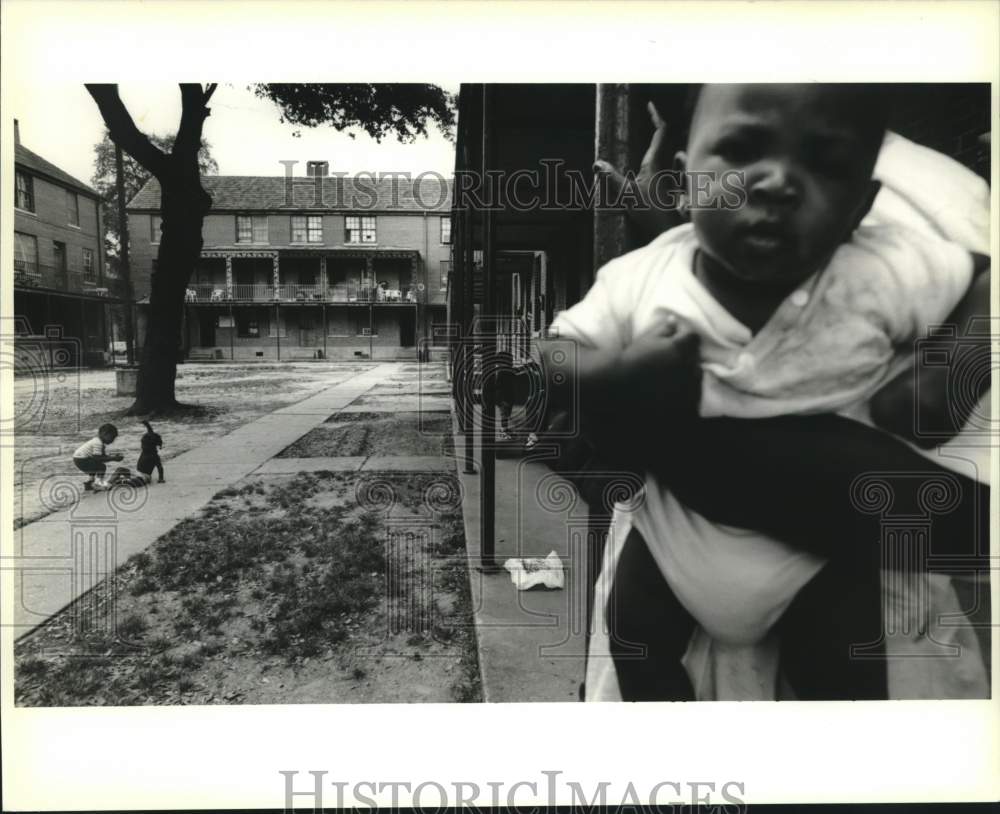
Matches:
[252,83,456,143]
[91,130,218,269]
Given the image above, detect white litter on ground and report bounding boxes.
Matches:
[503,551,565,590]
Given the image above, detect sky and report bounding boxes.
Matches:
[12,82,459,188]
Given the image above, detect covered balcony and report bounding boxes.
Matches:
[185,249,419,304]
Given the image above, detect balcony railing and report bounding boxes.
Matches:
[14,262,110,296]
[185,282,417,304]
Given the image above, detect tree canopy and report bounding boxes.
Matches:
[252,84,456,142]
[91,130,218,269]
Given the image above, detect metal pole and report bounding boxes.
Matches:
[229,302,234,360]
[45,294,53,368]
[109,304,116,367]
[479,83,498,570]
[275,303,281,360]
[369,304,374,360]
[323,303,328,360]
[79,299,86,365]
[451,188,465,427]
[462,87,477,473]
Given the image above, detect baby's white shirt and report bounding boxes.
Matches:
[552,222,973,643]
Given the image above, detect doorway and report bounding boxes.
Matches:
[198,310,216,347]
[399,309,416,347]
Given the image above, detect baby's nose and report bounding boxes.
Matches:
[750,162,799,204]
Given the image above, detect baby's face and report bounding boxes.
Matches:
[681,84,882,288]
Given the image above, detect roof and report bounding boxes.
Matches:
[15,143,99,198]
[128,174,453,213]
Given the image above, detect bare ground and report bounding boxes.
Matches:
[14,470,482,706]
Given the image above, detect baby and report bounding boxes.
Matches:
[547,84,990,700]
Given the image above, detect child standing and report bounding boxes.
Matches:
[73,423,124,491]
[546,83,990,700]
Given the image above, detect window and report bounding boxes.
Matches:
[52,241,67,273]
[15,170,34,212]
[440,216,451,244]
[66,190,80,226]
[83,249,96,282]
[440,260,451,290]
[14,232,39,280]
[150,215,163,243]
[345,215,376,244]
[237,315,260,338]
[236,215,269,243]
[291,215,323,243]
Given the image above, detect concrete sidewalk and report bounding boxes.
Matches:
[454,419,590,702]
[7,363,397,636]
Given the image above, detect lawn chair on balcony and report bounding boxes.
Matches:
[210,288,225,302]
[386,288,402,302]
[185,288,198,302]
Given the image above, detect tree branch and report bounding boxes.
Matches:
[85,84,168,178]
[174,83,212,159]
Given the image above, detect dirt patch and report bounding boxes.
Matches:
[278,412,454,458]
[14,471,481,706]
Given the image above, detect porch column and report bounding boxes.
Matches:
[272,253,280,295]
[412,255,422,361]
[366,255,375,359]
[320,256,327,297]
[225,256,233,299]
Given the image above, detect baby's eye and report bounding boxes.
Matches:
[714,138,758,164]
[802,145,851,176]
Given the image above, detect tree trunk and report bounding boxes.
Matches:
[86,83,216,415]
[114,143,136,366]
[131,183,210,413]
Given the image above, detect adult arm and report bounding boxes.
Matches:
[870,257,991,448]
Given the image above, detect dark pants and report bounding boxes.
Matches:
[605,415,989,702]
[74,457,106,477]
[608,526,887,701]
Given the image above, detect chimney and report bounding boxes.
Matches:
[14,118,20,145]
[306,160,329,177]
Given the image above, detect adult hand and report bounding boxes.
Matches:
[593,101,683,241]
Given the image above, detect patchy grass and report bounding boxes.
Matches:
[278,412,454,458]
[15,469,481,706]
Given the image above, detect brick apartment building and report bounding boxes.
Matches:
[13,120,115,366]
[126,165,453,361]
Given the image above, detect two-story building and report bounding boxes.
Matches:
[126,164,453,361]
[13,120,113,367]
